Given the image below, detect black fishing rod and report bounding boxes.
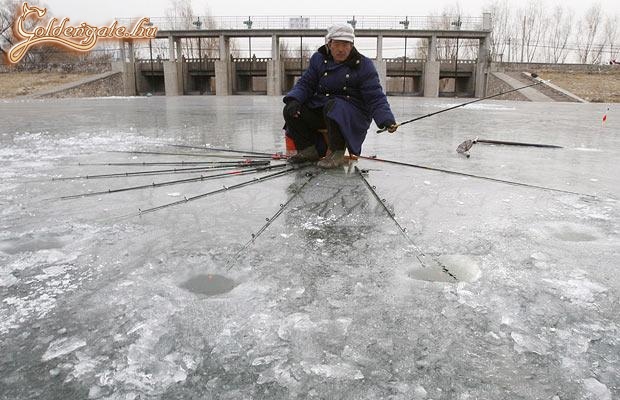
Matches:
[355,166,457,280]
[52,161,270,181]
[159,143,287,159]
[456,137,562,157]
[359,155,596,198]
[108,150,272,159]
[471,139,562,148]
[377,79,547,133]
[226,170,319,270]
[136,167,299,216]
[59,163,289,200]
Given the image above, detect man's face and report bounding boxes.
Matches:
[328,40,353,63]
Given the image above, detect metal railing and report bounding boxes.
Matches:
[119,15,488,32]
[134,57,482,63]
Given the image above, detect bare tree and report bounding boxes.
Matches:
[517,0,545,62]
[278,39,312,59]
[431,4,461,60]
[165,0,196,58]
[0,1,93,67]
[603,14,619,63]
[545,4,573,63]
[424,3,481,61]
[576,2,603,63]
[198,8,221,59]
[1,0,39,63]
[164,0,222,60]
[485,0,512,61]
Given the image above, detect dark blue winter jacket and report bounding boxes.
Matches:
[284,45,395,155]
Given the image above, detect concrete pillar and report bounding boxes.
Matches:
[112,61,136,96]
[215,35,232,95]
[119,40,126,62]
[482,12,492,31]
[218,34,230,60]
[475,35,490,97]
[182,62,190,94]
[164,61,182,96]
[127,41,135,63]
[267,35,282,96]
[423,35,439,97]
[168,36,175,61]
[267,61,283,96]
[374,35,387,90]
[175,38,182,62]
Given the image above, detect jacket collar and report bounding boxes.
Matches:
[318,44,362,68]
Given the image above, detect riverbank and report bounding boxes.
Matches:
[537,70,620,103]
[1,69,618,102]
[0,72,96,98]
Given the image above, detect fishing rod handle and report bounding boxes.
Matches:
[376,123,401,134]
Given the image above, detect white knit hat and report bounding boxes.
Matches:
[325,24,355,43]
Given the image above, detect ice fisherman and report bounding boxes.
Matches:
[283,24,398,168]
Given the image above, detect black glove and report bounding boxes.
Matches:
[284,99,302,119]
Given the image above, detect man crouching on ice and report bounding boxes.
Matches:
[283,23,398,169]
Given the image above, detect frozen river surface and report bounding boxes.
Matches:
[0,96,618,399]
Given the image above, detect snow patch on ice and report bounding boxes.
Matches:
[301,215,337,231]
[42,337,87,361]
[583,378,611,400]
[35,264,69,280]
[510,332,550,355]
[0,273,19,287]
[542,277,607,306]
[304,362,364,380]
[277,313,317,341]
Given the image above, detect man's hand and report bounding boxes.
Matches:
[387,124,398,133]
[381,120,398,134]
[284,100,302,119]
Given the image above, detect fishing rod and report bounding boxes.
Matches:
[359,155,596,198]
[226,169,319,270]
[53,162,270,181]
[470,139,562,148]
[355,166,457,280]
[159,143,287,159]
[456,137,562,157]
[136,167,299,216]
[52,161,270,181]
[377,78,547,133]
[59,163,289,200]
[107,150,272,159]
[76,161,262,166]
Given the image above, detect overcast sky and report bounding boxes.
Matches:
[46,0,620,25]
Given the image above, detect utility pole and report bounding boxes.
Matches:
[451,16,462,97]
[521,15,525,63]
[146,20,154,93]
[193,17,202,93]
[399,17,409,94]
[243,17,253,93]
[508,38,511,62]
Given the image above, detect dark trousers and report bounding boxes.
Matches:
[283,100,346,152]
